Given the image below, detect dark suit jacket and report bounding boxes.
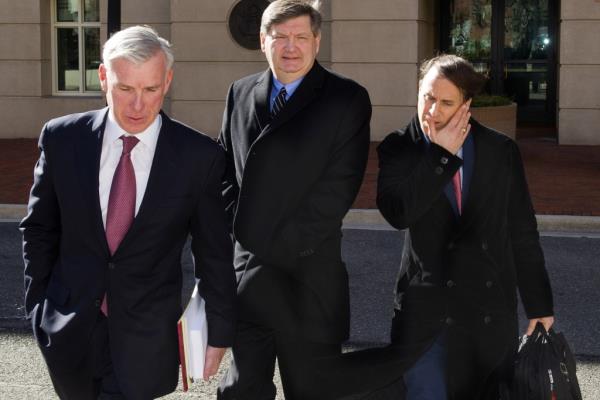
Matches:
[21,108,236,399]
[375,117,554,399]
[219,62,371,343]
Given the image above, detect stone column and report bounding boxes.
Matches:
[0,0,106,138]
[330,0,437,140]
[558,0,600,145]
[168,0,265,136]
[122,0,170,39]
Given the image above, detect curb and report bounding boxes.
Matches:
[3,204,600,233]
[343,209,600,233]
[0,204,26,221]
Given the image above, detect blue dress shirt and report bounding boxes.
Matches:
[269,76,304,112]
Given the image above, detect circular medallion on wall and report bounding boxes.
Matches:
[228,0,271,50]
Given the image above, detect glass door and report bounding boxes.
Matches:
[503,0,556,123]
[443,0,493,84]
[441,0,558,125]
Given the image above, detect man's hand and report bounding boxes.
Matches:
[203,345,227,381]
[426,100,472,155]
[525,315,555,336]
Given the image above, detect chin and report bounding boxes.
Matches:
[124,124,147,134]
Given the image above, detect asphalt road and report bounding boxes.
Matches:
[1,222,599,398]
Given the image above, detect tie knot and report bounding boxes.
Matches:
[121,135,139,155]
[278,87,287,97]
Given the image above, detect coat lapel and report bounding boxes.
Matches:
[252,69,272,134]
[443,131,474,217]
[461,130,475,205]
[76,107,110,256]
[455,122,502,236]
[255,62,325,142]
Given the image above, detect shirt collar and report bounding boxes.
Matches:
[272,75,304,98]
[106,109,161,153]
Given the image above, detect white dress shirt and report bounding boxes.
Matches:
[99,110,161,228]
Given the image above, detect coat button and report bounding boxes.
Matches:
[435,166,444,175]
[481,241,488,251]
[94,299,101,307]
[440,157,449,165]
[445,317,454,325]
[484,316,492,324]
[486,281,493,288]
[447,280,455,288]
[447,242,455,250]
[108,262,115,270]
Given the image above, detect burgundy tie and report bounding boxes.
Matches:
[452,170,462,215]
[101,135,139,315]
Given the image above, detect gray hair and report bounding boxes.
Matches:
[102,25,174,71]
[260,0,322,36]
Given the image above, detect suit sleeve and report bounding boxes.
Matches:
[19,124,61,318]
[376,132,462,230]
[217,84,239,231]
[190,146,237,348]
[507,141,554,318]
[264,86,371,270]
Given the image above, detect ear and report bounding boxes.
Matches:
[163,68,174,94]
[260,32,266,53]
[98,63,107,92]
[315,32,321,54]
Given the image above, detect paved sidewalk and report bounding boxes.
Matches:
[3,137,599,216]
[1,226,599,399]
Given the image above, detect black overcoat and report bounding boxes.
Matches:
[219,62,372,343]
[375,117,554,398]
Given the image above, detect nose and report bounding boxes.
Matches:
[132,92,143,112]
[284,36,296,50]
[428,101,439,118]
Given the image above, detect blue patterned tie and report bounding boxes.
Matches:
[271,87,287,118]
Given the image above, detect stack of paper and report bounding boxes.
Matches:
[177,284,207,391]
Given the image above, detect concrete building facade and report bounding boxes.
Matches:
[0,0,598,144]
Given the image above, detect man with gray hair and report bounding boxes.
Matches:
[21,25,236,399]
[217,0,371,399]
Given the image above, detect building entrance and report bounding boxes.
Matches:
[441,0,558,128]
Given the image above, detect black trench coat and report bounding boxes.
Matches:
[219,62,372,344]
[373,117,554,399]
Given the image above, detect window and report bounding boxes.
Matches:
[52,0,101,94]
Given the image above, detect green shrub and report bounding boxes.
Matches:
[471,94,513,107]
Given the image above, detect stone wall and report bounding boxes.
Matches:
[2,0,599,145]
[558,0,600,144]
[329,0,433,140]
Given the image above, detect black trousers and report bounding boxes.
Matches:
[45,313,125,400]
[218,320,341,400]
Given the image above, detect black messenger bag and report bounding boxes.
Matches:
[511,323,582,400]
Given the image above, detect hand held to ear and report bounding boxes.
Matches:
[427,99,472,155]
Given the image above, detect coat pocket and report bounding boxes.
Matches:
[45,277,70,306]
